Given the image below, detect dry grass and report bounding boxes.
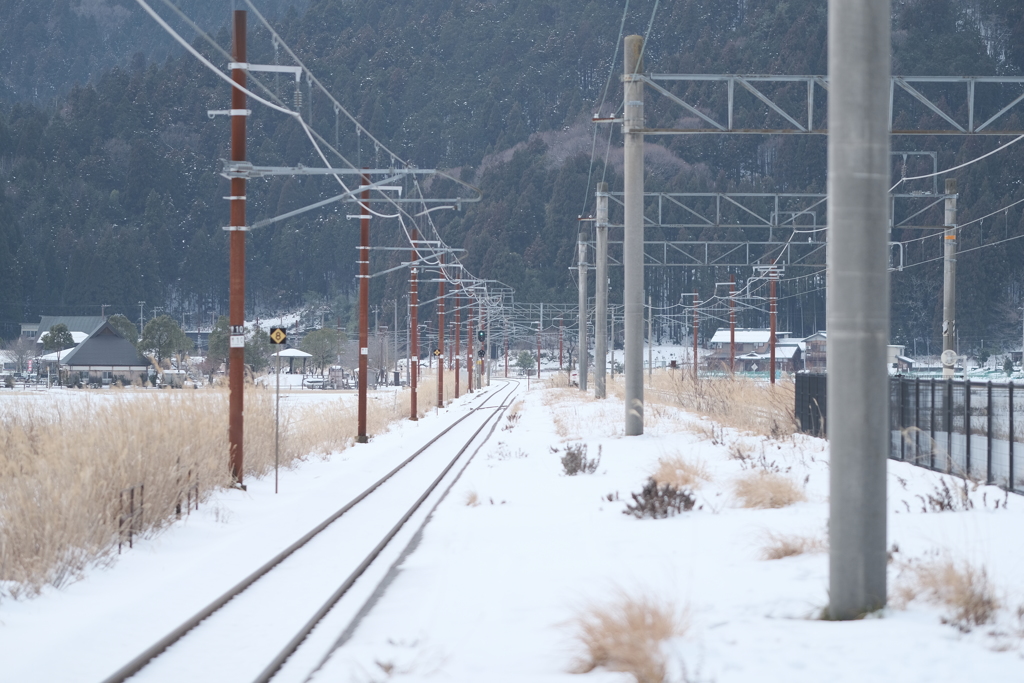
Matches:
[760,531,827,560]
[641,371,798,439]
[896,558,1000,631]
[546,371,573,388]
[651,454,712,490]
[571,592,686,683]
[0,384,416,598]
[733,471,806,509]
[463,490,480,507]
[542,386,618,440]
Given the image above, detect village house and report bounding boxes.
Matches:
[57,321,153,386]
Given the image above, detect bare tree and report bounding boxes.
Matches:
[7,336,36,374]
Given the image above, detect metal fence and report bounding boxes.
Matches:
[794,373,1024,494]
[795,372,827,437]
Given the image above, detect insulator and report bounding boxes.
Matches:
[293,85,303,112]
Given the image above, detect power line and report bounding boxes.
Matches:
[896,194,1024,247]
[579,0,632,220]
[135,0,496,312]
[890,133,1024,191]
[901,231,1024,271]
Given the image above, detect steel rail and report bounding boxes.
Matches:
[255,379,521,682]
[99,384,508,683]
[302,379,522,681]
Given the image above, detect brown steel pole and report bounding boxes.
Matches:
[467,309,473,394]
[454,291,461,398]
[693,294,699,380]
[729,274,736,374]
[770,275,777,385]
[410,229,419,420]
[437,265,445,408]
[227,10,247,485]
[504,334,508,378]
[357,172,370,442]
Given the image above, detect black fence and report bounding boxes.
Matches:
[794,373,1024,494]
[795,373,827,437]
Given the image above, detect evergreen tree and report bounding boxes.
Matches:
[107,314,139,346]
[140,315,192,364]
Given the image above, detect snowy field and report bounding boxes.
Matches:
[2,378,1024,682]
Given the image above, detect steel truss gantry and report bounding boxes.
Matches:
[614,74,1024,135]
[603,189,952,234]
[591,189,952,268]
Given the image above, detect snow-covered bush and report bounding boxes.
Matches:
[561,443,600,475]
[623,478,696,519]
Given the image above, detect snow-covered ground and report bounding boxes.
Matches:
[2,379,1023,682]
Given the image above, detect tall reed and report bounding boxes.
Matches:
[0,384,417,598]
[609,371,798,438]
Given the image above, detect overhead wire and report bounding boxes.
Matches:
[890,133,1024,191]
[579,0,631,218]
[137,0,494,315]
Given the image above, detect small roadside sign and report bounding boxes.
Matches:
[269,327,287,345]
[432,348,442,357]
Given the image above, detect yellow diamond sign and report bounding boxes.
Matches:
[269,327,287,345]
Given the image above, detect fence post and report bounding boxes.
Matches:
[986,380,993,485]
[929,379,936,470]
[914,377,920,463]
[1010,382,1015,492]
[946,379,953,474]
[899,377,906,461]
[965,377,972,478]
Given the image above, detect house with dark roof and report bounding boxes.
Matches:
[26,316,106,343]
[59,321,154,386]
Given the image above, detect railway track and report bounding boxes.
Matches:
[100,380,520,683]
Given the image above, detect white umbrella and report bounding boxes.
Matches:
[270,348,312,357]
[271,348,312,374]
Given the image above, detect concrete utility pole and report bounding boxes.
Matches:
[578,233,588,391]
[437,265,445,408]
[486,302,492,386]
[692,294,699,379]
[454,291,461,398]
[648,296,653,378]
[595,182,609,399]
[770,274,777,385]
[827,0,890,620]
[730,275,736,373]
[357,173,370,442]
[478,299,485,389]
[559,317,564,373]
[536,323,542,380]
[610,313,615,379]
[227,11,247,484]
[943,178,958,378]
[405,297,411,386]
[409,232,419,421]
[467,312,474,394]
[623,35,645,435]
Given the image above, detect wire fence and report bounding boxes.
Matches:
[795,373,1024,494]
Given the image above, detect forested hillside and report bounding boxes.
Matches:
[2,0,1024,353]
